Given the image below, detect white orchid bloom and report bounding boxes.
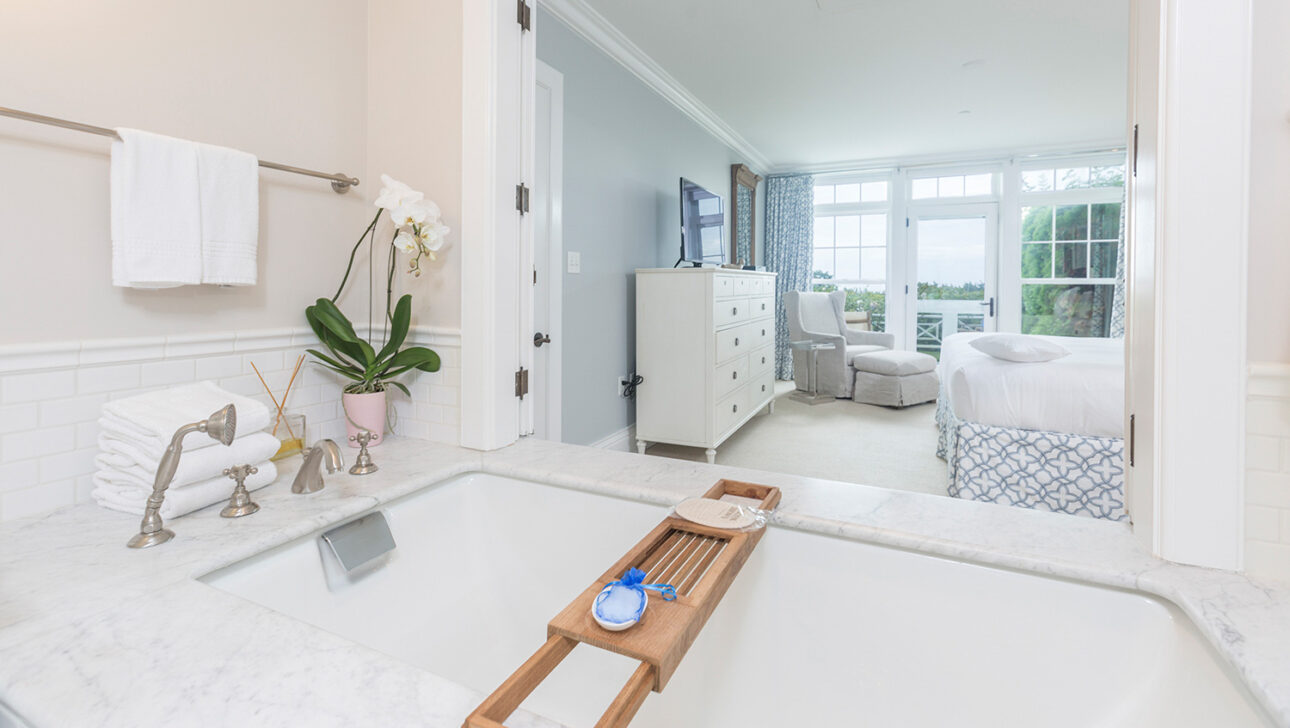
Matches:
[390,198,435,228]
[421,220,451,251]
[392,230,419,254]
[374,174,424,210]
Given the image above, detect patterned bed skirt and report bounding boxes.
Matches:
[935,394,1127,522]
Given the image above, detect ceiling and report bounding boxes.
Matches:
[580,0,1130,170]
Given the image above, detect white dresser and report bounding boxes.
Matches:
[635,267,778,463]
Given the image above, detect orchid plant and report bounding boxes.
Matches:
[306,175,450,395]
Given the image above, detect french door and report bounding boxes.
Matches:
[904,204,999,358]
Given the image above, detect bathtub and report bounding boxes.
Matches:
[201,473,1270,727]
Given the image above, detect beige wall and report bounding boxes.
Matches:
[365,0,463,330]
[0,0,381,344]
[1248,0,1290,363]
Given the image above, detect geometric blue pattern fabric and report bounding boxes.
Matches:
[936,381,1127,521]
[764,174,816,379]
[1108,187,1128,339]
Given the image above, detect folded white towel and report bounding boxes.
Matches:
[92,460,277,520]
[100,382,271,455]
[197,142,259,286]
[111,128,203,288]
[95,431,280,489]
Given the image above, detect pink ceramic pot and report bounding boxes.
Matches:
[341,390,386,448]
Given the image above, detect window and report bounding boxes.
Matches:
[910,172,994,200]
[1019,163,1124,337]
[813,177,890,331]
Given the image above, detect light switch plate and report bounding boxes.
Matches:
[567,251,581,274]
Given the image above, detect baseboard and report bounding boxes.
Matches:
[590,424,636,452]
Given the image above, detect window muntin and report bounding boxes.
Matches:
[910,172,995,200]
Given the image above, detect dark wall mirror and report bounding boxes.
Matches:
[730,164,762,267]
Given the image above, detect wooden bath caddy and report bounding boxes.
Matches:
[464,479,781,728]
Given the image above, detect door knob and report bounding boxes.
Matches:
[978,297,995,317]
[533,332,552,347]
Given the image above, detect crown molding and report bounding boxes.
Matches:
[541,0,772,172]
[774,139,1128,176]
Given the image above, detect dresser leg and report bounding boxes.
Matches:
[705,448,716,464]
[636,439,647,455]
[768,399,776,414]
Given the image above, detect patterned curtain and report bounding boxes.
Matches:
[1108,188,1127,338]
[764,174,815,379]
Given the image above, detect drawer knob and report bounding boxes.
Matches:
[733,404,738,413]
[732,306,738,315]
[761,303,766,310]
[762,384,766,392]
[761,328,766,336]
[761,356,766,364]
[732,371,738,380]
[734,337,739,346]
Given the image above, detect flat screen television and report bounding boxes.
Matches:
[679,178,725,266]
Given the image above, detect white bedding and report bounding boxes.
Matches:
[939,333,1124,438]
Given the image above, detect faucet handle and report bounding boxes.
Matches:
[348,431,378,476]
[220,464,261,518]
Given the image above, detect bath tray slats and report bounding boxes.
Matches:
[464,479,779,728]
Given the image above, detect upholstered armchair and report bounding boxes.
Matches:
[783,291,895,398]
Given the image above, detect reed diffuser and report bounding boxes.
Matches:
[251,355,306,461]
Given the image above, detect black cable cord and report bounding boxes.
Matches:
[622,374,644,400]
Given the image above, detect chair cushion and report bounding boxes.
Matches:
[845,345,888,365]
[851,349,938,376]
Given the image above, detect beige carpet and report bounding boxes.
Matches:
[645,380,949,496]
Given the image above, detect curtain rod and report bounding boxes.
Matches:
[0,105,359,194]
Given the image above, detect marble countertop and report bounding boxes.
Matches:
[1,437,1288,726]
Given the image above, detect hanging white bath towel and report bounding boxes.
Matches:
[197,142,259,285]
[110,128,202,288]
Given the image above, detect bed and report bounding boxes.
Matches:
[935,333,1127,521]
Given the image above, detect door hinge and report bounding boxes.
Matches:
[533,267,537,285]
[515,367,529,399]
[1132,124,1139,178]
[905,217,910,228]
[515,183,530,214]
[517,0,531,31]
[1128,414,1135,467]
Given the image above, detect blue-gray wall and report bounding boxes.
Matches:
[537,10,764,446]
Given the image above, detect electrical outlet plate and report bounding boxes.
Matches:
[567,251,581,274]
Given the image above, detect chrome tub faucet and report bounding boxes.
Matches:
[293,439,344,494]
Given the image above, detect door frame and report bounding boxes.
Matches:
[530,60,565,441]
[903,202,1000,352]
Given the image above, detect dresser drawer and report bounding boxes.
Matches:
[715,385,750,436]
[750,344,774,376]
[744,318,773,350]
[715,323,754,363]
[714,355,749,400]
[752,276,773,295]
[713,297,751,328]
[714,274,740,298]
[749,370,775,406]
[749,294,774,320]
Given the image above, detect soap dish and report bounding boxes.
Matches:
[590,567,675,632]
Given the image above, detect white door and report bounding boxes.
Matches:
[905,204,999,357]
[528,61,564,440]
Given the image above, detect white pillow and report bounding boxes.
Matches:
[969,334,1070,363]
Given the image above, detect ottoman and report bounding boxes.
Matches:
[851,350,939,407]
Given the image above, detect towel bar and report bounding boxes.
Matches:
[0,105,359,193]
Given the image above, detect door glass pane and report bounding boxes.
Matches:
[1055,205,1088,240]
[1057,167,1090,190]
[834,183,860,203]
[1090,165,1125,187]
[938,176,965,197]
[1022,283,1114,336]
[834,215,860,244]
[916,216,988,359]
[861,181,888,202]
[842,284,887,332]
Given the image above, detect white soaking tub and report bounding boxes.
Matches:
[201,473,1270,727]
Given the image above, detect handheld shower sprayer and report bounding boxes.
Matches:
[127,404,237,549]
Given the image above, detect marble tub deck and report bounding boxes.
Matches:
[0,437,1287,726]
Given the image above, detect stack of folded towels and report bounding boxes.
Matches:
[93,382,280,519]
